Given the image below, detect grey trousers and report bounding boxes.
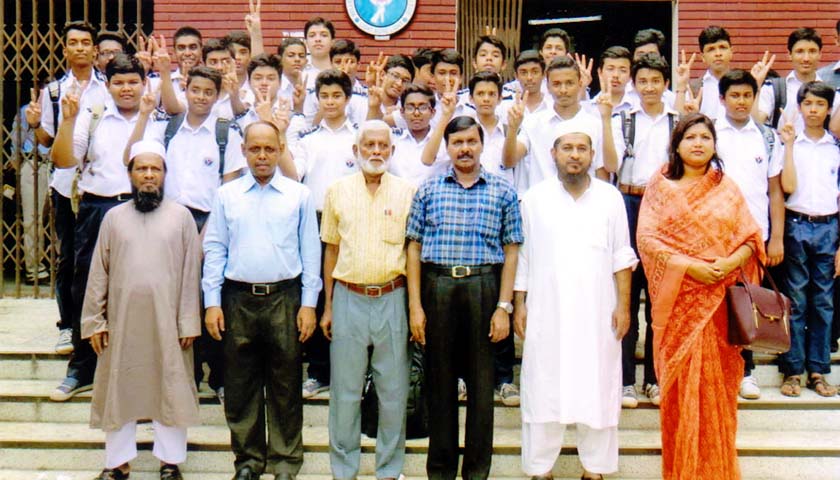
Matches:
[329,281,409,479]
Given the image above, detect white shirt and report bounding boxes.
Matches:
[517,106,604,188]
[624,82,675,110]
[758,71,840,133]
[698,70,725,120]
[785,132,840,216]
[302,89,368,128]
[500,92,553,196]
[149,69,187,111]
[40,70,109,197]
[610,106,677,187]
[389,129,448,187]
[478,117,514,184]
[585,92,635,117]
[145,112,247,212]
[291,118,358,210]
[715,117,783,240]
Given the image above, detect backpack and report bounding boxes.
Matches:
[767,77,787,129]
[163,113,232,180]
[70,103,106,214]
[756,122,776,163]
[617,110,676,183]
[47,81,61,134]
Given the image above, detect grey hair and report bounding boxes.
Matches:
[355,119,393,147]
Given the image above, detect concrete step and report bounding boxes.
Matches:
[3,379,840,431]
[0,472,658,480]
[0,422,837,479]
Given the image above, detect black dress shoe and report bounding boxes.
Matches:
[94,468,130,480]
[232,466,258,480]
[274,474,296,480]
[160,464,183,480]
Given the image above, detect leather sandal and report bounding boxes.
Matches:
[94,467,130,480]
[780,375,801,397]
[807,374,838,397]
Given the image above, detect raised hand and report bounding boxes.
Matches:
[292,73,307,113]
[507,89,528,129]
[596,81,614,118]
[365,51,387,85]
[675,49,696,91]
[750,51,776,87]
[683,86,703,114]
[25,87,43,128]
[483,25,498,37]
[778,108,796,144]
[245,0,262,34]
[139,80,158,116]
[152,34,171,73]
[367,66,384,110]
[439,74,459,121]
[271,97,291,133]
[574,53,593,89]
[221,62,239,96]
[136,35,154,73]
[254,88,273,121]
[61,81,82,120]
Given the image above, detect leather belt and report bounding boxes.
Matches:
[424,264,499,279]
[81,192,132,203]
[337,276,405,298]
[618,183,646,196]
[224,277,298,296]
[786,210,837,224]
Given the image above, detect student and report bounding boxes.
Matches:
[508,50,552,115]
[224,31,253,94]
[817,19,840,89]
[94,31,126,73]
[303,17,335,89]
[539,28,572,65]
[470,35,516,116]
[429,49,471,124]
[625,29,675,110]
[411,48,436,89]
[691,26,734,119]
[714,69,785,400]
[589,46,635,115]
[389,83,448,186]
[604,53,678,408]
[201,39,248,119]
[368,54,415,120]
[157,26,202,114]
[330,39,364,91]
[277,37,308,110]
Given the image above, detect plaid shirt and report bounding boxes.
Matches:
[406,167,523,266]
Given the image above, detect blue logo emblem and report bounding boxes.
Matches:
[346,0,417,38]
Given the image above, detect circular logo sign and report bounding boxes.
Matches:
[346,0,417,37]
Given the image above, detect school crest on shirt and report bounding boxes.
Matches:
[345,158,356,168]
[204,157,214,167]
[755,156,764,165]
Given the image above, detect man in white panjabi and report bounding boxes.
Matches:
[513,126,636,480]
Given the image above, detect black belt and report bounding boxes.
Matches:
[224,277,299,296]
[81,192,132,203]
[423,264,499,279]
[786,210,837,224]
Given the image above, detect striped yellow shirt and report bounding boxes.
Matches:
[321,172,417,284]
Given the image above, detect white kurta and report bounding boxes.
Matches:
[515,177,638,429]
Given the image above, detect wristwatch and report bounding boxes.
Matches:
[496,301,513,314]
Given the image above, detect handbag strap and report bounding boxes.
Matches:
[737,258,786,314]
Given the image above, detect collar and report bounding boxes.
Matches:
[242,171,287,193]
[478,115,505,136]
[795,131,836,145]
[554,175,594,199]
[397,127,431,145]
[445,166,488,185]
[181,111,218,133]
[318,117,356,134]
[786,70,823,84]
[628,104,677,119]
[716,116,760,134]
[352,170,392,189]
[99,97,139,122]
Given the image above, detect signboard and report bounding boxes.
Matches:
[346,0,417,40]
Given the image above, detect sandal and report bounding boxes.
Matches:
[807,374,838,397]
[780,375,801,397]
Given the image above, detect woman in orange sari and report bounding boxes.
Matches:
[637,114,766,480]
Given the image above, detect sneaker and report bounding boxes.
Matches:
[302,378,329,399]
[739,375,761,400]
[49,376,92,402]
[55,328,74,354]
[215,386,225,405]
[458,378,467,401]
[496,382,521,406]
[645,383,661,406]
[621,385,638,408]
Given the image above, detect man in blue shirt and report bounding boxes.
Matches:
[203,121,322,480]
[406,115,523,480]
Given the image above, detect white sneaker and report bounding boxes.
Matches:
[739,375,761,400]
[496,382,520,406]
[55,328,74,354]
[458,378,467,401]
[645,383,661,406]
[621,385,638,408]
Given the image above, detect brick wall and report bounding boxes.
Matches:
[154,0,457,66]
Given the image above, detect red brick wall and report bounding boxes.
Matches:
[678,1,840,77]
[154,0,457,66]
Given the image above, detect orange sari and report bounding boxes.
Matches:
[637,167,765,480]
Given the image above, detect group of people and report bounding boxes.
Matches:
[19,3,840,479]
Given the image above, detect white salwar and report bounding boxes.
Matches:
[105,420,187,468]
[515,176,637,475]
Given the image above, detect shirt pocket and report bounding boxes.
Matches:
[383,215,408,244]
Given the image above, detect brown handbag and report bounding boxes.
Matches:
[726,261,791,354]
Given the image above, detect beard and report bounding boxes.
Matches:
[359,155,388,175]
[132,185,164,213]
[559,168,589,186]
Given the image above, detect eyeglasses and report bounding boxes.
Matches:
[98,50,123,58]
[403,104,432,114]
[387,71,412,84]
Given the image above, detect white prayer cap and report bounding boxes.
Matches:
[129,140,166,162]
[552,119,598,146]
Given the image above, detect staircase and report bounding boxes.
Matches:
[0,299,838,479]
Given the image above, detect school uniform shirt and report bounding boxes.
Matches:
[759,71,840,134]
[39,69,110,198]
[291,118,359,210]
[714,116,783,241]
[505,92,555,196]
[477,117,514,185]
[698,70,725,120]
[610,106,678,187]
[148,69,187,111]
[145,112,247,213]
[389,128,449,187]
[394,93,472,131]
[624,82,676,110]
[785,132,840,217]
[302,88,369,128]
[585,92,635,116]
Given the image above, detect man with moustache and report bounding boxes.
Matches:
[320,120,416,480]
[203,121,321,480]
[406,116,522,480]
[514,126,636,480]
[82,141,201,480]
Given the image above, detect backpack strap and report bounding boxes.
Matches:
[47,81,61,134]
[616,111,636,183]
[757,122,776,162]
[769,77,787,129]
[215,118,231,179]
[163,113,186,150]
[667,111,676,135]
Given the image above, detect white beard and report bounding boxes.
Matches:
[359,156,388,175]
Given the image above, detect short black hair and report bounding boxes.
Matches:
[187,65,223,92]
[718,69,758,97]
[202,38,233,63]
[278,37,306,56]
[247,53,282,78]
[698,26,731,51]
[96,30,127,49]
[305,17,335,38]
[386,54,415,79]
[400,83,436,109]
[174,26,203,44]
[431,49,464,74]
[539,28,572,53]
[633,28,666,52]
[444,115,484,145]
[105,53,145,81]
[469,71,502,96]
[599,46,632,67]
[796,81,835,108]
[315,68,352,97]
[632,53,669,82]
[224,30,251,50]
[412,48,436,70]
[473,35,507,59]
[329,39,361,61]
[545,55,580,78]
[514,50,545,72]
[787,27,822,52]
[63,21,97,43]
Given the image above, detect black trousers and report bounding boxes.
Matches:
[621,193,657,387]
[66,195,126,384]
[51,190,74,331]
[222,278,304,475]
[422,265,498,480]
[304,214,330,384]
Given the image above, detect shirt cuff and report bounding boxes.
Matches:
[203,289,222,308]
[301,288,319,308]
